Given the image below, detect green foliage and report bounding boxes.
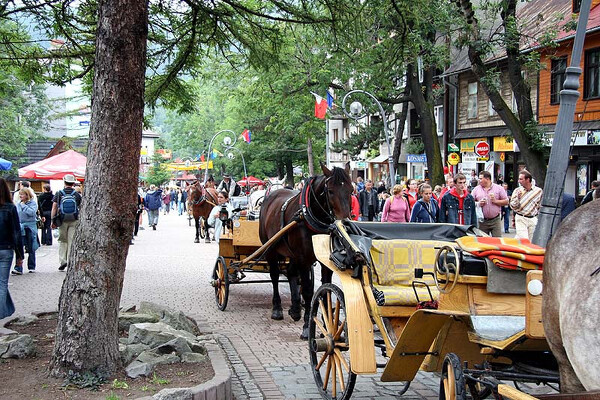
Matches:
[111,379,129,390]
[62,370,106,391]
[105,393,120,400]
[146,152,172,186]
[150,373,170,385]
[405,138,425,154]
[524,119,547,153]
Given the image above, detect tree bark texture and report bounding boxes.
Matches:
[407,63,444,186]
[285,159,294,187]
[50,0,148,378]
[455,0,547,186]
[307,137,314,176]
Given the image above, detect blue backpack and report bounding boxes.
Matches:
[59,189,79,221]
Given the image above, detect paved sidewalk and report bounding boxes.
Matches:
[2,212,526,399]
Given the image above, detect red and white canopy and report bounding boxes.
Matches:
[238,176,264,187]
[18,150,86,181]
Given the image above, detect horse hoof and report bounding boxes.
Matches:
[288,307,302,322]
[194,238,199,243]
[300,327,309,341]
[271,310,284,320]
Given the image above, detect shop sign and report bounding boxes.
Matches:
[499,152,505,162]
[462,152,480,163]
[460,137,486,152]
[407,154,427,163]
[477,156,490,162]
[544,130,587,146]
[356,161,366,168]
[493,136,514,152]
[474,141,490,157]
[448,143,460,152]
[448,152,460,165]
[588,130,600,145]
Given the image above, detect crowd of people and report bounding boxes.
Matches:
[350,170,600,243]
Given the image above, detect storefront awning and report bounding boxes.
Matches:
[454,126,511,139]
[368,154,390,163]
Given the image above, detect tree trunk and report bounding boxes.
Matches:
[50,0,148,378]
[307,137,314,176]
[285,159,294,187]
[392,74,410,174]
[407,63,444,186]
[455,0,548,187]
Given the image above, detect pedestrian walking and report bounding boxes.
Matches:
[581,180,599,205]
[177,189,185,216]
[510,170,543,241]
[502,183,512,233]
[51,174,82,271]
[410,184,439,223]
[560,192,576,222]
[350,183,360,221]
[439,173,477,226]
[438,175,454,206]
[471,171,508,237]
[381,185,410,222]
[37,184,54,245]
[358,179,379,221]
[404,179,419,211]
[162,189,171,215]
[0,177,23,319]
[14,189,39,274]
[133,192,143,238]
[145,184,162,230]
[170,187,177,211]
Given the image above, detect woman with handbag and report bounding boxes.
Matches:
[37,184,53,245]
[13,189,39,274]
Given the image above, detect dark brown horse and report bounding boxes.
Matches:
[259,162,353,339]
[188,183,219,243]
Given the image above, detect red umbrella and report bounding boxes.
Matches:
[18,150,86,181]
[238,176,264,187]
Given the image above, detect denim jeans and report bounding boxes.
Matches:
[0,249,15,319]
[14,229,36,272]
[178,202,184,215]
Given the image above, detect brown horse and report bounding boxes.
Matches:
[259,162,353,339]
[188,183,219,243]
[543,199,600,393]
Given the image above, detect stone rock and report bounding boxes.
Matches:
[118,312,159,331]
[125,350,180,378]
[10,315,38,326]
[119,337,129,344]
[0,334,35,358]
[138,302,199,334]
[152,388,193,400]
[128,322,196,348]
[153,337,192,356]
[181,352,207,363]
[120,304,137,313]
[119,343,150,365]
[188,342,207,355]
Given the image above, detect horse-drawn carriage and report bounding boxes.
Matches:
[308,219,557,400]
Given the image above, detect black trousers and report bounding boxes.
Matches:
[41,210,52,245]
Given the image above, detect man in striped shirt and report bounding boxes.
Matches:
[510,170,543,241]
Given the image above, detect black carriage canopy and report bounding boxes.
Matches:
[342,220,480,241]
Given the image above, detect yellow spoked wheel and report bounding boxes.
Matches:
[212,257,229,311]
[309,284,356,400]
[434,245,461,294]
[439,353,466,400]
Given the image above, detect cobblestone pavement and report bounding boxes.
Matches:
[3,211,549,400]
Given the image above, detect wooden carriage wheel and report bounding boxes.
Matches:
[308,284,356,400]
[439,353,466,400]
[212,256,229,311]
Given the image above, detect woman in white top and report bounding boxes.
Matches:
[207,191,234,243]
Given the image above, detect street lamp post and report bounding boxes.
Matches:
[225,146,249,195]
[341,90,395,189]
[203,129,237,184]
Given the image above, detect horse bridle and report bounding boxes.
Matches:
[190,185,217,207]
[300,176,336,233]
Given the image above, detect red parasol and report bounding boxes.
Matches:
[18,150,86,181]
[238,176,264,187]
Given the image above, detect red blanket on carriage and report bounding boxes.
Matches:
[455,237,545,271]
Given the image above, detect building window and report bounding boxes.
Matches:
[434,105,444,136]
[333,128,339,143]
[573,0,581,13]
[551,57,567,104]
[467,82,478,119]
[585,48,600,99]
[488,98,497,116]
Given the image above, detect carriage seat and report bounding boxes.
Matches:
[369,239,453,306]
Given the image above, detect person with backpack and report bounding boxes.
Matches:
[144,184,163,230]
[50,174,82,271]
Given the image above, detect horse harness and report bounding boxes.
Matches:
[191,186,218,208]
[279,176,336,234]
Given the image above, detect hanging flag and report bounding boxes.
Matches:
[326,92,334,108]
[200,153,205,162]
[241,129,251,143]
[211,149,223,159]
[312,92,327,119]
